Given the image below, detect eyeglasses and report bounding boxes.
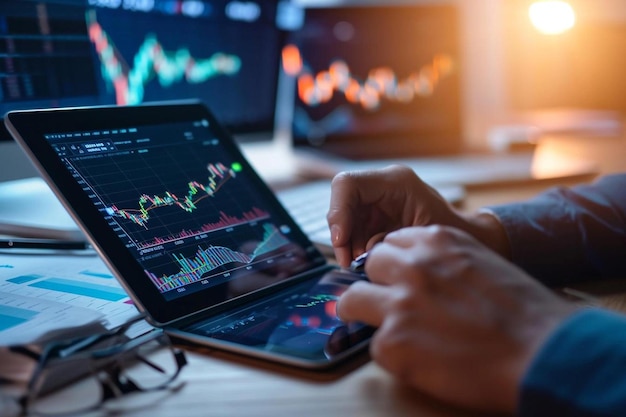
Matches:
[11,315,187,416]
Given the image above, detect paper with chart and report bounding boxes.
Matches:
[0,252,138,346]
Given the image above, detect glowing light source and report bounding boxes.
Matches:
[529,1,576,35]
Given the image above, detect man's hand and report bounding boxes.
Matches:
[337,225,578,413]
[327,165,510,268]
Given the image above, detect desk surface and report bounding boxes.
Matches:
[118,346,493,417]
[0,342,495,417]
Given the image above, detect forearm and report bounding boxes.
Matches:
[464,174,626,286]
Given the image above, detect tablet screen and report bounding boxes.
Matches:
[183,268,373,362]
[6,103,327,322]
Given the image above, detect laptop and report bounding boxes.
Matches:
[5,101,373,369]
[286,2,462,160]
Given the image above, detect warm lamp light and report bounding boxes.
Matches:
[529,1,576,35]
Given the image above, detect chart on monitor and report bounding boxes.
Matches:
[0,0,293,142]
[283,2,462,159]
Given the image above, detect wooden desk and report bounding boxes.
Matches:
[109,346,495,417]
[0,342,496,417]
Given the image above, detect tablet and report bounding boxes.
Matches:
[5,101,372,368]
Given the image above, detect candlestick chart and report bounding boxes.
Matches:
[86,11,242,106]
[109,162,236,229]
[100,160,271,251]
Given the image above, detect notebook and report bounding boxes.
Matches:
[5,101,373,369]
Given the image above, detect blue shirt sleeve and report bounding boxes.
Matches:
[519,308,626,417]
[488,174,626,286]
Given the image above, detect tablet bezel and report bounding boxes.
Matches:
[5,101,328,325]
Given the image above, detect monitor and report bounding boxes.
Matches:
[0,0,293,143]
[284,1,462,159]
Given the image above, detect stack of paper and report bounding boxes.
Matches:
[0,252,140,382]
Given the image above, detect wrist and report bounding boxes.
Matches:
[461,210,512,260]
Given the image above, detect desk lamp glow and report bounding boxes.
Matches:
[526,2,583,178]
[529,1,576,35]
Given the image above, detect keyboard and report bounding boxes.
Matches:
[276,181,334,253]
[276,180,465,254]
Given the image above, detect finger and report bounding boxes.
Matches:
[327,167,406,266]
[327,172,360,267]
[366,231,387,252]
[327,171,361,248]
[332,243,353,270]
[337,281,395,327]
[364,243,418,286]
[383,226,430,248]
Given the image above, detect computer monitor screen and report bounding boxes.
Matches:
[285,2,462,159]
[0,0,289,142]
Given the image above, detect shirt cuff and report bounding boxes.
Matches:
[519,308,626,416]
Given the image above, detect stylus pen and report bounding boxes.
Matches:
[0,238,92,251]
[350,252,369,273]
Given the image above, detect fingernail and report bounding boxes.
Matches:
[330,224,341,245]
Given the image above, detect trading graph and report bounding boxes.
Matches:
[86,11,242,105]
[49,117,318,303]
[288,293,339,331]
[282,45,454,111]
[68,143,297,296]
[96,159,273,250]
[64,127,268,251]
[147,223,290,292]
[136,206,270,250]
[287,5,462,151]
[108,162,238,228]
[286,43,459,144]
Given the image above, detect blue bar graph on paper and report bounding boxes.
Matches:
[0,305,38,331]
[29,278,127,301]
[7,274,44,284]
[80,270,114,279]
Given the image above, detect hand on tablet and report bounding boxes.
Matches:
[337,226,577,413]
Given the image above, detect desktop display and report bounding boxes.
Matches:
[284,3,462,158]
[0,0,289,141]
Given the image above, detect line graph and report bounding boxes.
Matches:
[86,11,242,105]
[107,162,236,229]
[282,44,454,111]
[147,223,290,292]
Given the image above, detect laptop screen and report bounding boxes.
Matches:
[285,2,462,159]
[0,0,290,141]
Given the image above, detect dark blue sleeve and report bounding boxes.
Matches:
[519,308,626,417]
[489,174,626,286]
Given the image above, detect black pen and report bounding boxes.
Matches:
[0,238,92,251]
